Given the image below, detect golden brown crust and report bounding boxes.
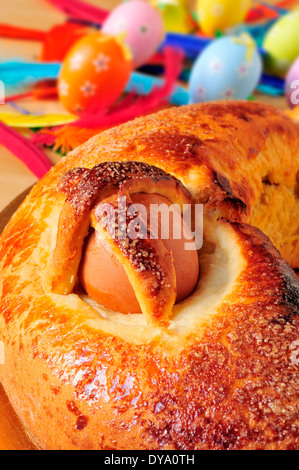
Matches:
[0,218,298,450]
[66,100,299,267]
[0,101,298,450]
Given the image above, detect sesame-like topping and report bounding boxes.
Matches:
[58,161,185,217]
[57,161,192,219]
[94,196,167,296]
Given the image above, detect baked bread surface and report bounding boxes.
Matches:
[0,101,298,450]
[67,100,299,268]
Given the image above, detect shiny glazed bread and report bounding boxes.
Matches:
[0,101,298,450]
[68,100,299,269]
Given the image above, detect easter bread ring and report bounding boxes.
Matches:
[0,101,298,450]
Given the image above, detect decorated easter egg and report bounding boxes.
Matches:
[102,0,165,69]
[152,0,195,34]
[58,33,132,114]
[263,11,299,77]
[189,34,262,104]
[285,57,299,109]
[196,0,251,36]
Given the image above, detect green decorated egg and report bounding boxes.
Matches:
[263,11,299,77]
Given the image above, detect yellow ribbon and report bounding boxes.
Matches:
[232,33,256,63]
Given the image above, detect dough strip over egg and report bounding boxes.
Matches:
[42,161,194,327]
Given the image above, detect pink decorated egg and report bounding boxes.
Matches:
[285,57,299,109]
[102,0,165,69]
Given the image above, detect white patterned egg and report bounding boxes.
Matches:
[189,34,262,104]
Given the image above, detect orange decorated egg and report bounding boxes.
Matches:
[58,32,132,114]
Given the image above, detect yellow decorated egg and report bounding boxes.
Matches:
[152,0,195,34]
[58,32,132,114]
[196,0,251,36]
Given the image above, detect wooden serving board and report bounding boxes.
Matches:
[0,186,33,235]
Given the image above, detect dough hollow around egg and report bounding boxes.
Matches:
[79,192,200,314]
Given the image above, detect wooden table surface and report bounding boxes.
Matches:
[0,0,288,212]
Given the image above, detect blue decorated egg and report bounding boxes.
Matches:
[189,34,262,104]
